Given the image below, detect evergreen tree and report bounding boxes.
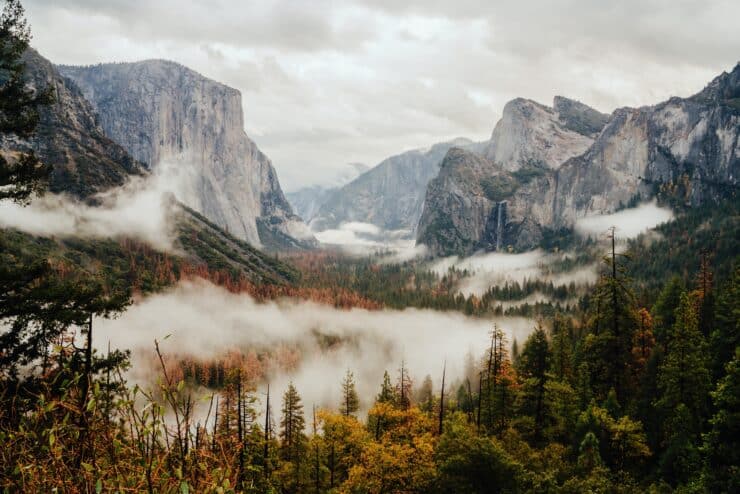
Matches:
[279,382,306,462]
[550,313,574,382]
[583,241,639,402]
[655,292,710,433]
[709,266,740,379]
[340,369,359,417]
[0,0,52,202]
[703,349,740,493]
[516,323,550,443]
[376,370,394,404]
[651,276,684,353]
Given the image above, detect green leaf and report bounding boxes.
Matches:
[81,462,93,472]
[179,481,189,494]
[48,431,55,448]
[95,478,102,494]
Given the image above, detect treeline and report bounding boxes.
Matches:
[291,252,585,317]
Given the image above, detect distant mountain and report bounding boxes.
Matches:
[287,162,369,222]
[309,138,475,233]
[59,60,316,251]
[0,49,146,198]
[417,66,740,256]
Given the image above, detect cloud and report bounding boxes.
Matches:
[95,280,536,414]
[313,221,428,261]
[0,161,193,250]
[22,0,739,190]
[429,250,598,296]
[574,201,674,240]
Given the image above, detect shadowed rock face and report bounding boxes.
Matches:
[0,49,145,198]
[59,60,315,250]
[417,65,740,256]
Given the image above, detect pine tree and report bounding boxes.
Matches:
[583,239,639,402]
[550,314,574,383]
[651,276,684,353]
[416,374,434,413]
[376,370,394,404]
[279,382,306,462]
[0,0,52,202]
[340,369,359,417]
[709,266,740,380]
[703,349,740,493]
[655,292,710,439]
[516,323,550,443]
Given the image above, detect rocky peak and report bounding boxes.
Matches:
[553,96,610,137]
[484,97,597,171]
[59,60,316,250]
[691,62,740,104]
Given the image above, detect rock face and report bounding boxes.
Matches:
[310,138,474,233]
[484,97,608,171]
[58,60,315,250]
[287,162,369,222]
[417,65,740,256]
[0,49,145,198]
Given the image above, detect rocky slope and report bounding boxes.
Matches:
[310,138,474,233]
[0,49,145,198]
[59,60,315,250]
[418,65,740,256]
[287,162,369,222]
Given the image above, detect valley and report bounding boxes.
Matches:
[1,1,738,492]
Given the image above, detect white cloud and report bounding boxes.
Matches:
[0,161,193,250]
[313,221,427,261]
[429,250,598,296]
[574,201,674,240]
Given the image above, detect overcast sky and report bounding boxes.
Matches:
[24,0,740,191]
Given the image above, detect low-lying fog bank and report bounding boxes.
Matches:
[95,280,536,415]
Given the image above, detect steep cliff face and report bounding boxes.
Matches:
[484,97,608,171]
[551,65,740,226]
[58,61,315,250]
[417,65,740,256]
[0,49,145,198]
[310,138,473,233]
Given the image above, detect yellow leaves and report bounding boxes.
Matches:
[340,406,437,493]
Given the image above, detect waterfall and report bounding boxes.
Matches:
[495,201,506,251]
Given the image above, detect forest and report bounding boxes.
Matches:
[1,1,739,492]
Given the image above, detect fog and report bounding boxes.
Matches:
[0,161,192,251]
[429,250,597,297]
[314,221,428,261]
[575,201,674,240]
[95,280,536,414]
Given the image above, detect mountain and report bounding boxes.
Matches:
[0,49,145,198]
[286,162,369,221]
[58,60,316,250]
[417,66,740,256]
[309,138,474,233]
[1,49,298,286]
